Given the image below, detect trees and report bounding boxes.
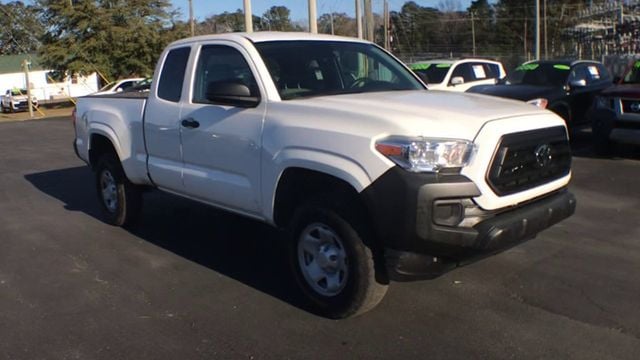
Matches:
[196,10,265,34]
[36,0,186,81]
[318,12,356,37]
[467,0,495,55]
[262,6,301,32]
[390,2,444,57]
[0,1,44,55]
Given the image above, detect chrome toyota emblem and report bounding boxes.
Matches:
[534,144,553,168]
[631,102,640,112]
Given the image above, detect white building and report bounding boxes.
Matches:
[0,54,99,101]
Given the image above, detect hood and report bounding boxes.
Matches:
[275,90,547,141]
[468,84,562,102]
[601,84,640,98]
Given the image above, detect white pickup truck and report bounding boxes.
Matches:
[73,32,576,318]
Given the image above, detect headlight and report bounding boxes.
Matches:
[375,137,475,173]
[526,98,548,109]
[594,96,612,110]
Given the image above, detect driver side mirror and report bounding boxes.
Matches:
[569,79,587,88]
[450,76,465,86]
[206,81,260,108]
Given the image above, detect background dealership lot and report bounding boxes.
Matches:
[0,113,638,359]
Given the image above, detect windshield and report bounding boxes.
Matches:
[98,81,116,92]
[622,61,640,84]
[507,63,570,86]
[410,63,451,84]
[255,41,424,100]
[9,89,27,96]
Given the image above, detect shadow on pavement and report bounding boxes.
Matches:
[25,166,307,313]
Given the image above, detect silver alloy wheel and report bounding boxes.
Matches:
[100,170,118,213]
[297,222,348,297]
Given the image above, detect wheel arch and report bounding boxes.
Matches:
[88,131,121,170]
[272,167,372,232]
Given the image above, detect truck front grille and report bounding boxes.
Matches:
[486,126,571,196]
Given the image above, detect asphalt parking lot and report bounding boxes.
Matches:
[1,115,639,359]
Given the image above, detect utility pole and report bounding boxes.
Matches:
[355,0,363,39]
[535,0,540,60]
[243,0,253,33]
[383,0,389,50]
[524,17,528,60]
[22,59,33,119]
[309,0,318,33]
[330,12,334,35]
[544,0,548,59]
[364,0,373,41]
[188,0,194,36]
[471,12,476,57]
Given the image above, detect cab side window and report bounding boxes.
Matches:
[192,45,259,104]
[157,47,190,102]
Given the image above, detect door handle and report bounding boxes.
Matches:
[181,118,200,129]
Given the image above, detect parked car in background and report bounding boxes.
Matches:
[590,60,640,154]
[93,77,144,95]
[1,88,38,113]
[123,78,152,93]
[409,59,506,92]
[467,60,612,127]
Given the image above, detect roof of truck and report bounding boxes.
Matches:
[170,31,369,47]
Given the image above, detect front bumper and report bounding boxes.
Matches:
[361,168,576,280]
[9,101,38,111]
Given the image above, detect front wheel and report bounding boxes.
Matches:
[94,153,142,227]
[288,198,388,318]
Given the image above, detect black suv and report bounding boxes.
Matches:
[467,60,612,127]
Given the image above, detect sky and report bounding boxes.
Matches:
[171,0,477,22]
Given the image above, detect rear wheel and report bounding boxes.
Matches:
[288,197,388,318]
[94,152,142,226]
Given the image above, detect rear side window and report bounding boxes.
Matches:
[469,63,490,80]
[158,47,190,102]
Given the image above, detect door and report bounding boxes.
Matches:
[144,46,191,191]
[179,43,265,215]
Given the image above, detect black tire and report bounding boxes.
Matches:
[288,197,388,319]
[592,109,615,156]
[94,152,142,227]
